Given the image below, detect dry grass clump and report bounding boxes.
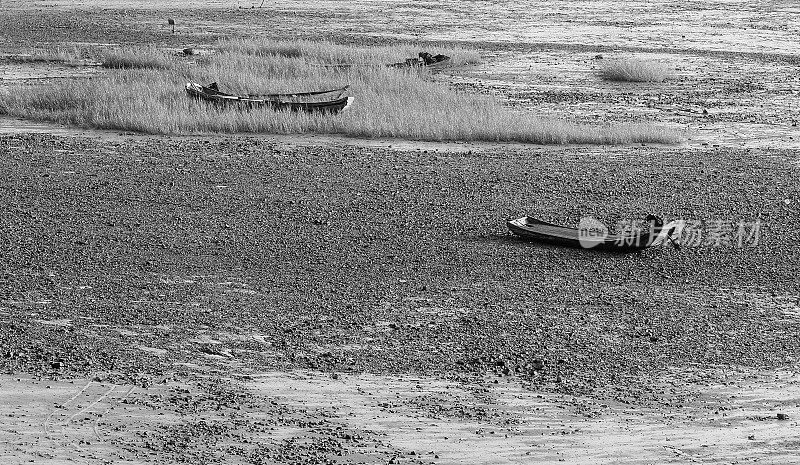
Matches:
[101,46,174,69]
[599,58,670,83]
[9,46,84,63]
[0,41,680,144]
[217,38,482,67]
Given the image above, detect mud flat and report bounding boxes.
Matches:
[2,369,799,464]
[1,0,799,463]
[1,132,798,462]
[2,1,799,147]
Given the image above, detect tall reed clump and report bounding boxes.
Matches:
[101,46,173,69]
[0,40,681,144]
[599,58,670,83]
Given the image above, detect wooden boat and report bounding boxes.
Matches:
[185,82,353,113]
[388,55,452,70]
[507,215,678,252]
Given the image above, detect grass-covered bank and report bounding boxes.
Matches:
[0,40,681,144]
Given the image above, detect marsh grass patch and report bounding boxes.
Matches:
[101,46,174,69]
[599,58,670,83]
[216,38,482,67]
[0,40,681,144]
[6,46,85,64]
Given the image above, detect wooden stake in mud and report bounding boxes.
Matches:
[168,18,175,34]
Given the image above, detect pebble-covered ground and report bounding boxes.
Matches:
[1,134,797,401]
[2,1,800,463]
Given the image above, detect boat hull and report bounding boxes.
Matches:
[507,216,666,252]
[387,57,452,70]
[185,82,353,114]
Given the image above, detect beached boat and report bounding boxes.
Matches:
[507,215,678,252]
[388,53,451,70]
[185,82,353,113]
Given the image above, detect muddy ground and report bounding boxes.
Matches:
[1,1,799,463]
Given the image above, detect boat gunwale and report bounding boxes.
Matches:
[507,216,666,251]
[185,82,353,112]
[186,82,350,103]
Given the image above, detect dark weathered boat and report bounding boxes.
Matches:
[185,82,353,113]
[507,215,678,252]
[388,53,452,70]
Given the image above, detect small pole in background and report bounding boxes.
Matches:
[168,18,175,34]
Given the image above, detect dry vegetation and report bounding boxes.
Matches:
[7,46,84,64]
[217,38,482,67]
[101,46,173,69]
[0,40,680,144]
[599,58,670,83]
